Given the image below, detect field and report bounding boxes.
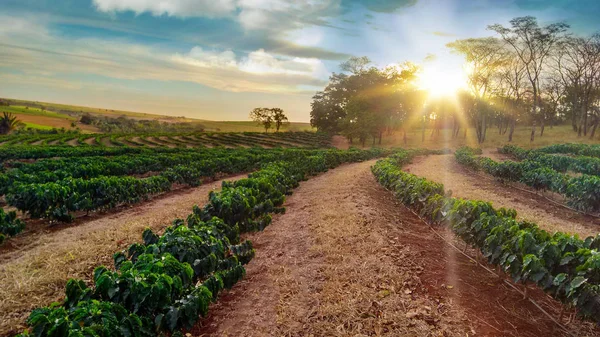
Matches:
[1,129,600,337]
[0,105,100,133]
[1,98,313,133]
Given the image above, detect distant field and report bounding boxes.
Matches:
[0,105,100,133]
[198,120,313,132]
[2,98,314,133]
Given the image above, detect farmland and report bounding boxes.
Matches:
[0,132,599,337]
[0,98,313,133]
[1,97,600,336]
[2,100,600,337]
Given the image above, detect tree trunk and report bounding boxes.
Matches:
[578,104,585,137]
[378,131,382,145]
[481,111,487,143]
[572,106,578,132]
[590,120,598,139]
[403,128,407,145]
[540,118,545,137]
[530,122,536,142]
[508,118,515,142]
[584,106,589,136]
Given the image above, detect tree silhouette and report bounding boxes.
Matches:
[0,112,20,135]
[249,108,274,133]
[271,108,288,132]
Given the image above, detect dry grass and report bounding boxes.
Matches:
[195,161,468,336]
[0,175,247,336]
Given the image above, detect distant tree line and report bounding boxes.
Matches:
[311,16,600,144]
[80,114,205,133]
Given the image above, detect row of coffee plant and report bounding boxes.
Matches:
[0,131,330,149]
[534,143,600,158]
[16,147,393,336]
[499,145,600,177]
[455,147,600,212]
[4,148,378,225]
[0,148,291,194]
[372,151,600,324]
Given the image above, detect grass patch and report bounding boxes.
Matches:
[1,106,76,120]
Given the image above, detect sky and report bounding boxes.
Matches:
[0,0,599,122]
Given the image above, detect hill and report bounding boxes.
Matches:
[0,98,313,133]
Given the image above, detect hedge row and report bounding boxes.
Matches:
[535,143,600,158]
[373,151,600,323]
[455,147,600,213]
[499,145,600,177]
[4,148,347,222]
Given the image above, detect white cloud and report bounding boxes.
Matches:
[0,18,327,95]
[92,0,340,32]
[173,47,328,80]
[181,47,237,68]
[92,0,236,18]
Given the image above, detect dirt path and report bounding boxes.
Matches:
[331,135,350,149]
[192,160,597,336]
[405,155,600,238]
[482,148,512,162]
[0,174,248,336]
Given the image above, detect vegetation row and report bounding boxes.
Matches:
[17,147,392,336]
[373,150,600,324]
[455,147,600,213]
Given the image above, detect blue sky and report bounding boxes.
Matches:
[0,0,598,121]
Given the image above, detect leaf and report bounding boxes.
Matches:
[553,273,567,286]
[569,276,588,290]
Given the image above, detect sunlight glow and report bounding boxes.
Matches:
[417,65,467,99]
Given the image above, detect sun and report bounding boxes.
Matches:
[417,66,467,99]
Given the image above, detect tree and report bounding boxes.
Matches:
[554,34,600,137]
[310,90,345,132]
[270,108,289,132]
[310,57,419,145]
[249,108,273,133]
[496,50,528,141]
[489,16,569,141]
[0,112,20,134]
[447,37,507,143]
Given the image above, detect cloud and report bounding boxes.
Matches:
[91,0,236,18]
[342,0,418,13]
[172,47,329,90]
[92,0,342,33]
[0,14,328,94]
[432,31,456,37]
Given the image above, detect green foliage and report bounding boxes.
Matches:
[373,153,600,323]
[500,144,600,176]
[19,147,394,336]
[16,300,154,337]
[0,208,25,243]
[79,113,205,133]
[456,146,600,212]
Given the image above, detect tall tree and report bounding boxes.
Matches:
[447,37,507,143]
[554,34,600,137]
[489,16,569,141]
[496,50,528,141]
